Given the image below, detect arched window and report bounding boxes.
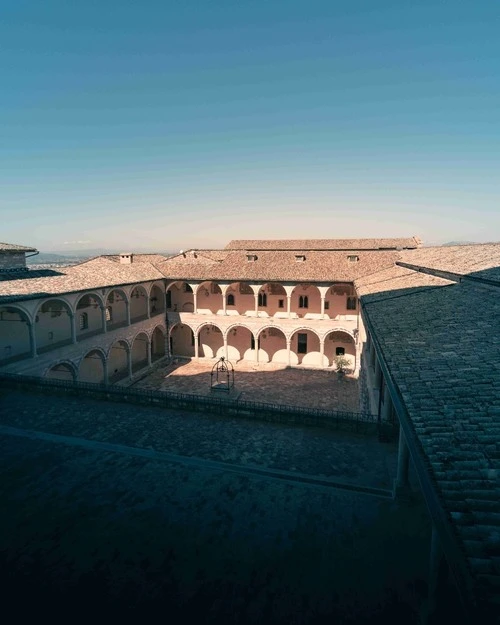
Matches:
[347,297,357,310]
[227,293,235,306]
[106,306,112,322]
[258,292,267,307]
[299,295,309,308]
[79,312,88,330]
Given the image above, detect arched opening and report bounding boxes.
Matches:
[327,283,357,320]
[324,330,356,370]
[131,332,149,373]
[105,289,128,330]
[170,324,195,358]
[257,283,287,317]
[196,281,223,315]
[151,326,166,361]
[198,323,223,359]
[0,306,32,364]
[226,325,254,362]
[108,340,130,383]
[79,349,106,384]
[257,326,287,363]
[35,298,72,354]
[129,286,149,323]
[291,284,322,318]
[46,362,76,382]
[149,284,165,317]
[224,282,254,316]
[75,293,104,340]
[290,328,321,366]
[166,281,194,313]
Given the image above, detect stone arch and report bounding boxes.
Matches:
[129,285,149,323]
[131,331,149,373]
[79,348,107,384]
[105,288,129,329]
[166,281,193,313]
[196,280,223,315]
[223,282,255,316]
[149,283,165,317]
[324,329,356,370]
[225,324,255,362]
[256,325,287,364]
[34,297,73,354]
[257,282,287,317]
[0,304,34,363]
[170,322,195,358]
[291,284,322,317]
[75,292,105,339]
[289,327,322,366]
[45,360,77,382]
[107,339,130,384]
[196,322,223,359]
[151,325,166,361]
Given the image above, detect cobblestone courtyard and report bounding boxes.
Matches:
[0,389,430,624]
[131,359,361,412]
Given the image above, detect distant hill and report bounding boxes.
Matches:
[441,241,476,247]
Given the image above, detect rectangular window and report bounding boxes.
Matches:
[297,333,307,354]
[246,254,258,262]
[335,347,345,356]
[347,255,359,262]
[278,299,284,308]
[347,297,357,310]
[295,255,306,262]
[324,301,330,310]
[106,306,112,322]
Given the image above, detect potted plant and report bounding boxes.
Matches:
[334,355,351,379]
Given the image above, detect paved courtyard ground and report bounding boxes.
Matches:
[0,389,430,624]
[131,359,361,413]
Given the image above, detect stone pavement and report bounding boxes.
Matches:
[131,359,361,412]
[0,389,430,624]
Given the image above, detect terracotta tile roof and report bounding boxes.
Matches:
[355,265,453,297]
[225,237,422,251]
[400,244,500,283]
[156,250,401,283]
[0,242,38,253]
[359,268,500,618]
[0,257,165,304]
[104,253,170,265]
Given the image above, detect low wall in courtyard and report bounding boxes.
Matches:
[0,372,388,436]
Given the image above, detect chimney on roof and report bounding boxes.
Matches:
[120,253,133,264]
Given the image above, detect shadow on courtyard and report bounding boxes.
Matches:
[132,360,361,413]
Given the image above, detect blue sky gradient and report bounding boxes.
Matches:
[1,1,499,251]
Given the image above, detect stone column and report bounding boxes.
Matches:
[29,323,37,357]
[222,294,227,315]
[286,338,291,366]
[194,333,199,360]
[147,296,151,319]
[223,335,228,360]
[101,306,107,333]
[255,334,259,363]
[193,290,198,314]
[147,340,152,366]
[319,338,325,367]
[394,425,410,496]
[103,359,109,385]
[320,296,325,319]
[126,301,131,326]
[128,350,133,379]
[70,313,77,344]
[286,295,292,318]
[254,293,259,316]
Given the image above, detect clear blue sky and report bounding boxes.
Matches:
[1,0,499,251]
